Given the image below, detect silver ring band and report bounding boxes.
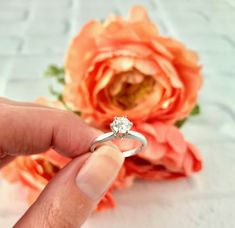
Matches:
[90,117,147,157]
[90,130,147,157]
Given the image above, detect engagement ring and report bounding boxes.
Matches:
[90,116,147,157]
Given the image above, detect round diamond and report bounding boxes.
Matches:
[110,116,133,136]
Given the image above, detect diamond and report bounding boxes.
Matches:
[110,116,133,137]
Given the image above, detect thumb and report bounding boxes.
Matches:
[14,145,124,228]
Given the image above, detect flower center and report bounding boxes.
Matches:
[108,70,156,110]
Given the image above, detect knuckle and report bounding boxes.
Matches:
[55,109,78,125]
[52,110,79,153]
[43,200,73,228]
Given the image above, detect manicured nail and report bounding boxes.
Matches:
[76,145,124,200]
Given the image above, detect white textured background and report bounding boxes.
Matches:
[0,0,235,227]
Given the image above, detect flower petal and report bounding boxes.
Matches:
[128,5,150,22]
[166,125,187,153]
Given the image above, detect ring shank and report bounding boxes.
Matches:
[90,131,147,158]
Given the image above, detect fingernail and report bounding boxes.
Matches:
[76,145,124,200]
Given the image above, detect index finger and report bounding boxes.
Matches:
[0,100,99,159]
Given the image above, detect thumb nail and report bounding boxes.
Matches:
[76,145,124,200]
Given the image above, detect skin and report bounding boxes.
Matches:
[0,97,123,227]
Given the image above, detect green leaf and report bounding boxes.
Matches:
[62,102,82,116]
[44,64,65,85]
[48,85,81,116]
[175,104,201,128]
[190,104,200,116]
[74,110,82,116]
[175,118,187,128]
[48,85,62,99]
[44,64,64,76]
[45,64,81,116]
[57,77,65,84]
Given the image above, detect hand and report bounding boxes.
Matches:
[0,98,124,227]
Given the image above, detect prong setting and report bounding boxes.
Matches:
[110,116,133,139]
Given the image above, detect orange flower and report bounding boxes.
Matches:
[64,5,202,129]
[116,121,202,180]
[0,149,69,201]
[0,149,131,211]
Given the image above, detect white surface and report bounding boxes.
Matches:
[0,0,235,227]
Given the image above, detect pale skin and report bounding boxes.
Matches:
[0,97,124,228]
